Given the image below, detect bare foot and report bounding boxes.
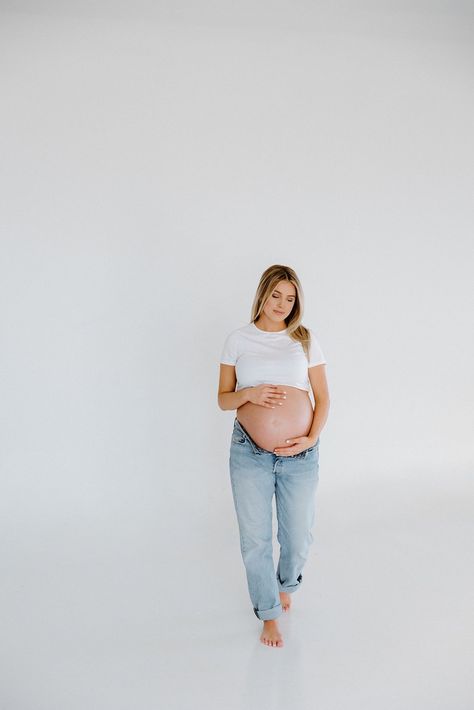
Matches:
[279,591,292,611]
[260,619,284,647]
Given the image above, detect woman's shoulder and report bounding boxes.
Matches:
[223,322,253,339]
[304,325,322,338]
[220,323,253,365]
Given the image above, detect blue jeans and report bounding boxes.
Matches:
[229,416,320,621]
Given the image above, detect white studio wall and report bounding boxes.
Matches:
[1,3,473,709]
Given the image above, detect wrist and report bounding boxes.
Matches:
[245,387,255,404]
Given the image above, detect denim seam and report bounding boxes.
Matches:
[229,472,247,555]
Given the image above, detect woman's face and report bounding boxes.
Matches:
[262,281,296,323]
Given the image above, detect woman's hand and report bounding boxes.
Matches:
[247,384,287,409]
[274,436,315,456]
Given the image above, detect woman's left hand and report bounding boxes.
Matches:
[274,436,315,456]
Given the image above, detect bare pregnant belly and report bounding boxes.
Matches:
[236,385,314,452]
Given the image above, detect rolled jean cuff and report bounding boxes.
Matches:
[253,603,282,621]
[277,572,303,593]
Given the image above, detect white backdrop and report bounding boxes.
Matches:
[1,3,473,709]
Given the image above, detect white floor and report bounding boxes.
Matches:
[2,472,473,710]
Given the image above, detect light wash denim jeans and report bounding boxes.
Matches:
[229,416,320,621]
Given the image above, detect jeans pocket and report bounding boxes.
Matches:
[303,440,320,458]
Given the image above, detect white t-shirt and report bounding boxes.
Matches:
[220,322,327,393]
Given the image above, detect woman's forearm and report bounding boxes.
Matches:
[218,387,253,411]
[308,397,330,442]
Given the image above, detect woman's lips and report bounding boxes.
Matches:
[274,310,284,315]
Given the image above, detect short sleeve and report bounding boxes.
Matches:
[220,331,239,365]
[308,329,327,367]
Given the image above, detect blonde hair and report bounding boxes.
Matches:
[249,264,312,361]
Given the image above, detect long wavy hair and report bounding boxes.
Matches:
[250,264,312,361]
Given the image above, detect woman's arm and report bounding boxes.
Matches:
[217,364,252,410]
[307,364,330,442]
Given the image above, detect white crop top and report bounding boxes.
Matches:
[220,322,327,393]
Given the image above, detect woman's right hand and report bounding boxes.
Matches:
[247,384,287,408]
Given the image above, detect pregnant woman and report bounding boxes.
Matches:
[218,264,330,648]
